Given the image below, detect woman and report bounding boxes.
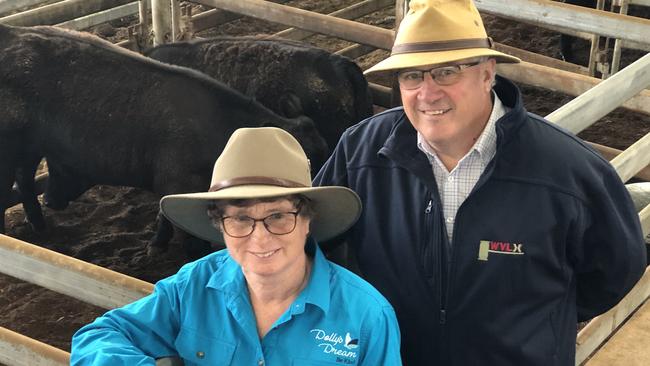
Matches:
[70,127,401,365]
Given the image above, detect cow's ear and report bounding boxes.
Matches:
[278,92,304,118]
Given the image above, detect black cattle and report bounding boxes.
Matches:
[0,24,328,256]
[143,36,374,152]
[559,0,594,63]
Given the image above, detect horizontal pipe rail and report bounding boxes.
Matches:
[0,234,153,309]
[270,0,393,41]
[641,204,650,236]
[0,0,131,26]
[0,326,69,366]
[545,53,650,134]
[57,1,142,30]
[194,0,394,49]
[475,0,650,46]
[611,132,650,183]
[589,142,650,181]
[497,61,650,116]
[0,0,49,16]
[494,43,588,75]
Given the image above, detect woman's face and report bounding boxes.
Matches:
[221,199,310,278]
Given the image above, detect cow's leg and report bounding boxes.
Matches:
[0,174,12,235]
[148,211,175,255]
[148,170,213,257]
[148,212,213,259]
[180,230,214,260]
[0,144,18,235]
[15,156,46,232]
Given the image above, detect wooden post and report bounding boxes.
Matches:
[170,0,181,40]
[545,53,650,134]
[389,0,409,108]
[395,0,407,27]
[151,0,172,46]
[587,0,605,76]
[0,0,131,26]
[137,0,151,49]
[610,0,630,75]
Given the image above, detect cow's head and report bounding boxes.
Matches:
[43,159,92,210]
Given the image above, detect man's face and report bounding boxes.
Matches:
[399,58,497,153]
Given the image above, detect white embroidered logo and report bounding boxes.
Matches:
[310,328,358,362]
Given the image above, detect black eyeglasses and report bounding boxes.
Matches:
[220,207,302,238]
[397,61,482,89]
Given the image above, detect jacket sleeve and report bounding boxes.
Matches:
[359,305,402,366]
[572,166,647,321]
[70,275,184,365]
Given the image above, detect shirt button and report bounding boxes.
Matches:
[258,359,265,366]
[447,176,454,182]
[196,351,205,359]
[446,217,454,223]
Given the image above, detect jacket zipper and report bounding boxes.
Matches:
[425,197,448,325]
[442,148,500,326]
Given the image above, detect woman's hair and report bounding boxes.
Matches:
[206,194,315,230]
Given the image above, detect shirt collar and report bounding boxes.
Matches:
[206,237,331,314]
[294,239,331,314]
[417,91,507,167]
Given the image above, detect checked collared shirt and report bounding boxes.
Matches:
[417,92,508,243]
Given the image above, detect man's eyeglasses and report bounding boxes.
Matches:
[397,61,482,89]
[220,207,301,238]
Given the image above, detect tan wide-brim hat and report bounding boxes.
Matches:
[365,0,520,75]
[160,127,361,245]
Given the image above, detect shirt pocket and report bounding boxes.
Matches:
[292,359,345,366]
[174,327,236,365]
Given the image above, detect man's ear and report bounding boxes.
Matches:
[483,58,497,92]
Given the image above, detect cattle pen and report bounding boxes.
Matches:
[1,0,650,365]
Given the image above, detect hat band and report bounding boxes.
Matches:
[391,37,493,55]
[209,176,307,192]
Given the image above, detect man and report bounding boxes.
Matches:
[313,0,647,365]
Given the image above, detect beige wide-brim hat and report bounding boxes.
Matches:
[160,127,361,245]
[365,0,520,75]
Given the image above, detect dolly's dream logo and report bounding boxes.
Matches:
[310,328,358,364]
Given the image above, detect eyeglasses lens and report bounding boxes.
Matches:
[222,212,298,237]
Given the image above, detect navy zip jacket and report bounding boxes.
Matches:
[313,76,646,366]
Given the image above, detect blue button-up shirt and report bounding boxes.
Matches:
[71,241,401,365]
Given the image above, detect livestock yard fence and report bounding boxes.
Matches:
[1,0,650,365]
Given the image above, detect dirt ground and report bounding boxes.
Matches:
[1,0,649,357]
